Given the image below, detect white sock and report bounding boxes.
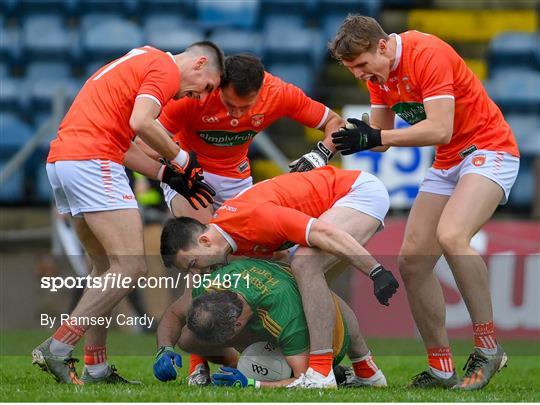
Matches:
[430,366,454,380]
[86,362,109,378]
[477,346,498,356]
[50,339,74,357]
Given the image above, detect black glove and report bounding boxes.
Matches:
[160,157,216,210]
[369,265,399,306]
[289,141,334,172]
[169,151,204,186]
[331,118,382,155]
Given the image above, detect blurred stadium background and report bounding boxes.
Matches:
[0,0,539,349]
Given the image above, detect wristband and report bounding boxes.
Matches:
[172,149,189,169]
[369,264,383,279]
[157,165,166,181]
[316,141,334,160]
[156,345,174,357]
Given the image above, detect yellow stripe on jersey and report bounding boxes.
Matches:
[257,308,282,338]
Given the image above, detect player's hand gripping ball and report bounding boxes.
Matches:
[212,366,258,388]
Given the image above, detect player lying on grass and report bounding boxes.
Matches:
[154,258,387,388]
[160,166,399,388]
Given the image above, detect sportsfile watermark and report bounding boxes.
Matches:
[40,272,250,292]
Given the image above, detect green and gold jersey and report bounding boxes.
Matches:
[192,259,349,361]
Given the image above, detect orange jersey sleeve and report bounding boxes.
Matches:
[137,54,181,108]
[413,46,454,100]
[278,79,329,128]
[48,46,180,164]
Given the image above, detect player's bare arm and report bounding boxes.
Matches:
[156,291,191,348]
[210,353,307,388]
[381,98,454,146]
[153,290,192,382]
[129,97,182,161]
[124,141,163,179]
[333,98,454,154]
[257,353,308,388]
[289,111,344,172]
[133,136,163,160]
[320,110,346,153]
[369,107,395,152]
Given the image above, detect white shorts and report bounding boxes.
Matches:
[46,160,138,217]
[419,150,520,204]
[332,171,390,228]
[161,171,253,212]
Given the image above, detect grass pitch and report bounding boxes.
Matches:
[1,330,539,402]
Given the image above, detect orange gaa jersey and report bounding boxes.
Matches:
[48,46,180,164]
[210,166,360,255]
[367,30,519,169]
[158,72,329,178]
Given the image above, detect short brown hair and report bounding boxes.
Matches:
[221,54,265,97]
[329,15,389,61]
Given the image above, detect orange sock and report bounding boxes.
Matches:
[309,352,333,377]
[428,347,454,374]
[84,345,107,365]
[189,354,208,374]
[52,323,85,346]
[351,353,379,379]
[473,321,497,350]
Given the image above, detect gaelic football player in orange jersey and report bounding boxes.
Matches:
[160,166,399,388]
[136,54,346,223]
[32,42,224,385]
[132,54,347,379]
[329,15,520,390]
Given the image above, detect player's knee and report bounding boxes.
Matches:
[113,257,147,279]
[290,255,324,279]
[436,226,468,254]
[398,245,423,280]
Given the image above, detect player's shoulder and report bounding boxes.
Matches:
[401,30,451,55]
[137,45,177,69]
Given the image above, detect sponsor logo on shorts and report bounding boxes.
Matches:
[238,160,249,173]
[459,145,478,159]
[123,194,135,200]
[472,154,486,167]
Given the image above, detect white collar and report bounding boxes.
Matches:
[390,33,402,71]
[210,224,238,253]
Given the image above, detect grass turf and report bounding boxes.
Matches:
[1,330,539,402]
